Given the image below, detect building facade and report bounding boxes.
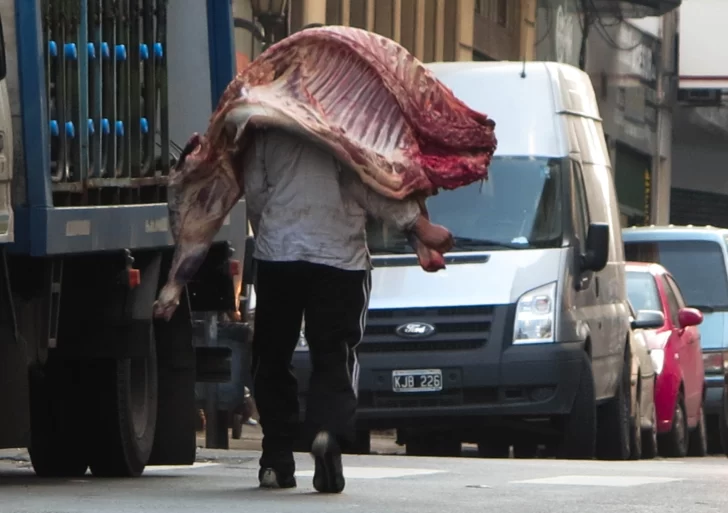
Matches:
[232,0,539,66]
[534,0,678,227]
[232,0,683,227]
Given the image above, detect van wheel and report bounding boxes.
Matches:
[343,429,371,455]
[406,432,461,457]
[629,384,642,460]
[87,332,158,477]
[555,354,596,459]
[477,441,510,458]
[658,393,688,458]
[513,442,539,459]
[641,400,658,459]
[688,404,708,457]
[596,358,631,460]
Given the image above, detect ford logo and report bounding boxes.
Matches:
[395,322,436,338]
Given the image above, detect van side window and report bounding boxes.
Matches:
[661,275,680,326]
[571,160,590,251]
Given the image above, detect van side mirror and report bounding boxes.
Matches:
[631,309,665,330]
[581,222,609,272]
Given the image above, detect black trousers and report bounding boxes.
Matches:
[251,259,371,473]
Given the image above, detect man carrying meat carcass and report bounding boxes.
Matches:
[152,25,494,496]
[243,126,435,493]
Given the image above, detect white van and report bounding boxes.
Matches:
[292,61,641,460]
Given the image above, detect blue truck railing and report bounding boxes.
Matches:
[10,0,243,256]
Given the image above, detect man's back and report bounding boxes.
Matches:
[242,128,370,271]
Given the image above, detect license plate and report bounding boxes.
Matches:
[392,369,443,393]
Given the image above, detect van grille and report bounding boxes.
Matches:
[357,306,494,353]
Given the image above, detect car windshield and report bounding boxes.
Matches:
[626,271,663,313]
[367,156,564,254]
[624,239,728,310]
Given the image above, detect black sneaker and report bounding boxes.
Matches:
[311,431,345,493]
[258,467,297,489]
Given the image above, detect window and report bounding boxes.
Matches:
[624,239,728,310]
[366,157,565,254]
[572,161,590,253]
[665,274,686,310]
[626,271,662,314]
[0,15,6,81]
[497,0,508,27]
[661,275,680,326]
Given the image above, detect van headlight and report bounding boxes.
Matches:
[650,348,665,375]
[295,319,309,352]
[513,282,556,344]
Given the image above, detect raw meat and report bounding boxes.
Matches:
[153,26,497,321]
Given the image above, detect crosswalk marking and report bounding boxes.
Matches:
[510,475,683,487]
[144,462,220,473]
[296,466,444,479]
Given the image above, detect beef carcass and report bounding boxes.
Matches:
[153,26,497,320]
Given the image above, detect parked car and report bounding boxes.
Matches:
[623,226,728,454]
[625,262,707,457]
[627,302,661,459]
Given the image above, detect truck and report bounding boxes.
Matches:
[0,0,250,477]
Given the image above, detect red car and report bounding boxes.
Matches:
[626,262,706,458]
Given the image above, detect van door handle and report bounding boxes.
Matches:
[595,276,600,297]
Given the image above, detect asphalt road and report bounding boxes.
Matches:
[0,442,727,513]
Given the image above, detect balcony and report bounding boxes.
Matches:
[587,0,681,17]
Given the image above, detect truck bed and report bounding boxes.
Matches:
[2,0,245,255]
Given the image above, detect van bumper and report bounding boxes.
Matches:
[292,341,585,429]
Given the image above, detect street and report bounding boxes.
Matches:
[0,429,726,513]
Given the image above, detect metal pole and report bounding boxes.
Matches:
[204,311,228,449]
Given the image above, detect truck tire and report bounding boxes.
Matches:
[658,392,688,458]
[28,361,89,478]
[555,354,596,459]
[88,331,158,477]
[596,358,631,460]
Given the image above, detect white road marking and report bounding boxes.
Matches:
[144,462,220,473]
[296,466,444,479]
[510,475,684,487]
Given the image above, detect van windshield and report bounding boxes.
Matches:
[624,239,728,310]
[367,156,564,254]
